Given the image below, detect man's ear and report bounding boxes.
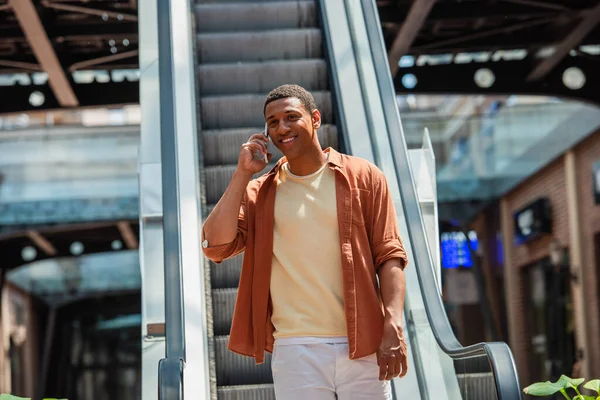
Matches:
[311,109,322,129]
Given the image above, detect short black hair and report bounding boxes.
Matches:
[264,84,317,115]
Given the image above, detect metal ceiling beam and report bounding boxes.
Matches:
[27,230,58,256]
[379,2,563,24]
[501,0,570,12]
[9,0,78,107]
[406,32,600,55]
[117,221,138,249]
[0,23,138,42]
[69,49,138,71]
[0,80,138,114]
[41,1,137,22]
[388,0,437,77]
[0,59,41,71]
[0,52,138,74]
[527,3,600,81]
[415,16,556,51]
[394,56,600,105]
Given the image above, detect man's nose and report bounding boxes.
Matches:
[276,121,290,135]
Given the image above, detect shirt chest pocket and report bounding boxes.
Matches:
[351,188,369,227]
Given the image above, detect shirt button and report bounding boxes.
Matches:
[202,240,208,248]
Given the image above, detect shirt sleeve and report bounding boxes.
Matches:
[201,189,249,264]
[369,168,408,271]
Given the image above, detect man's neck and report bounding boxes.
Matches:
[287,149,328,177]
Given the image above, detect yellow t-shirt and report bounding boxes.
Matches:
[270,157,347,339]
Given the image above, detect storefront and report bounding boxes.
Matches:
[496,129,600,386]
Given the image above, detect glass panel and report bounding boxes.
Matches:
[0,125,140,225]
[399,96,600,201]
[7,250,141,306]
[0,125,140,203]
[408,129,441,291]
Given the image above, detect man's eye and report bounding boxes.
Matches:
[289,115,298,121]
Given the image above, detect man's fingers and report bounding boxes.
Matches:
[391,355,401,379]
[377,355,387,381]
[249,133,269,143]
[246,139,267,153]
[385,356,399,380]
[243,142,266,155]
[400,353,409,377]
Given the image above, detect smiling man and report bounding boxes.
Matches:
[202,84,408,400]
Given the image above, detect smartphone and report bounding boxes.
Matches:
[263,122,269,163]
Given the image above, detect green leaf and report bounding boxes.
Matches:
[584,380,600,394]
[573,395,595,400]
[0,395,31,400]
[523,381,563,396]
[556,375,586,390]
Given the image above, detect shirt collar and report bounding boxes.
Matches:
[265,147,343,177]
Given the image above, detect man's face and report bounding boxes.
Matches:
[265,97,321,161]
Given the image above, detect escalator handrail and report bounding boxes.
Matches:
[359,1,522,399]
[157,0,185,397]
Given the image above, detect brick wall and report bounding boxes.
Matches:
[573,132,600,377]
[471,208,505,342]
[500,127,600,383]
[502,156,568,386]
[506,156,569,268]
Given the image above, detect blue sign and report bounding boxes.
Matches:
[441,231,478,269]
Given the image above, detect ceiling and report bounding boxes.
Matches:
[0,0,598,110]
[383,0,600,103]
[0,0,137,73]
[0,0,138,113]
[380,0,600,57]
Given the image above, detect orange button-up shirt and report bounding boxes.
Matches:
[202,148,408,364]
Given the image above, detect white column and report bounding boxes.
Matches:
[138,0,165,398]
[564,150,589,377]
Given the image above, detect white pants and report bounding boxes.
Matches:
[271,341,392,400]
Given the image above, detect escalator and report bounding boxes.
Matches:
[195,1,338,398]
[141,0,523,399]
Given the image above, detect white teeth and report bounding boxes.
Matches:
[282,137,295,143]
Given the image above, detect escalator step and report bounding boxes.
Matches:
[217,384,275,400]
[202,124,338,166]
[203,164,276,205]
[216,335,273,386]
[197,29,322,64]
[212,288,237,335]
[210,254,243,289]
[195,1,316,33]
[457,373,497,400]
[198,59,328,96]
[200,92,332,130]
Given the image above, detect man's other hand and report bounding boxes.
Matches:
[376,318,408,380]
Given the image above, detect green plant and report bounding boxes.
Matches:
[523,375,600,400]
[0,395,66,400]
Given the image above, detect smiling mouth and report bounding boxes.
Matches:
[280,137,297,144]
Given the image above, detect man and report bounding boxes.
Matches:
[202,84,408,399]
